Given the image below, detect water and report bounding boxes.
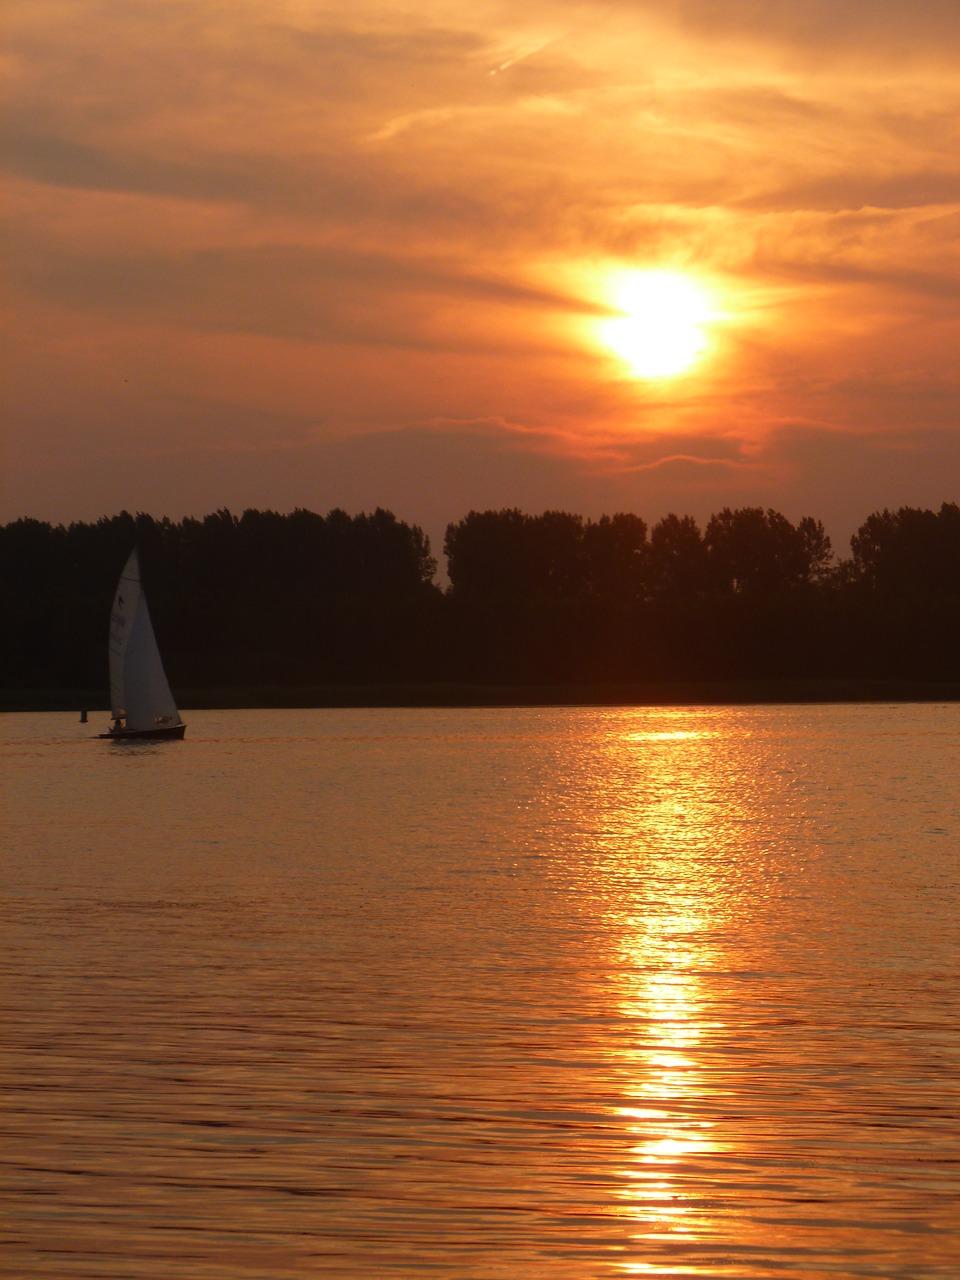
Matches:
[2,704,958,1278]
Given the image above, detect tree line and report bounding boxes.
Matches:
[2,502,959,697]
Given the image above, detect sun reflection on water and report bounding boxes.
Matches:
[625,730,704,743]
[611,943,717,1243]
[585,713,742,1251]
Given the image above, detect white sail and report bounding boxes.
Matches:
[108,549,182,732]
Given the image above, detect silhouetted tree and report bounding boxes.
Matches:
[582,514,648,603]
[445,509,582,601]
[4,501,958,697]
[851,503,960,595]
[705,507,833,594]
[443,509,653,681]
[445,509,648,604]
[844,503,960,679]
[647,514,710,598]
[1,507,441,695]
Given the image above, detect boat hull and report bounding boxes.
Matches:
[99,724,186,741]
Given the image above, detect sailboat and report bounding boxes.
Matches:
[99,548,186,740]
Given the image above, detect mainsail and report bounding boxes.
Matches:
[107,549,182,733]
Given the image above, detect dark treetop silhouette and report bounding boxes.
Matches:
[3,503,958,700]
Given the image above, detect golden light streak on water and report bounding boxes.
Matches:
[2,705,958,1279]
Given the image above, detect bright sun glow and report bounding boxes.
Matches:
[600,270,714,379]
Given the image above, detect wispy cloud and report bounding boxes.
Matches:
[3,0,958,537]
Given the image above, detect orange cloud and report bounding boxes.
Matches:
[3,0,958,543]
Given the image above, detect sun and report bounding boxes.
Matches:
[599,270,714,379]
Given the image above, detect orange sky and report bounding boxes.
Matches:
[3,0,959,556]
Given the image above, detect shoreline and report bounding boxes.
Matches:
[5,679,960,713]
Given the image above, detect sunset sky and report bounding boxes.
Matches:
[4,0,959,559]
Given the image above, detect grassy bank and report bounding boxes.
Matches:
[5,679,960,714]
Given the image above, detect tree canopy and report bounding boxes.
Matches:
[3,502,958,697]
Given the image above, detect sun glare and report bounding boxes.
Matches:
[600,270,714,380]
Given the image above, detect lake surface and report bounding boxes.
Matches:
[2,704,958,1278]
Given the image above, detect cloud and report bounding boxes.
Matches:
[585,0,960,60]
[5,358,957,572]
[5,213,600,350]
[2,0,957,548]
